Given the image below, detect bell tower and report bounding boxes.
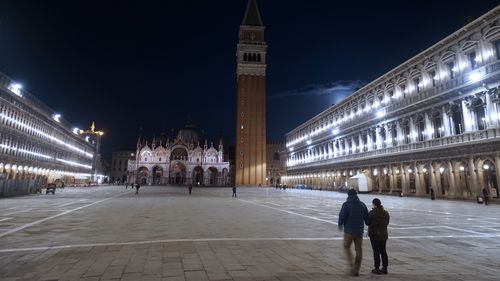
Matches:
[235,0,267,186]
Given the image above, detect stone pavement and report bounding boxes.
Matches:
[0,185,499,280]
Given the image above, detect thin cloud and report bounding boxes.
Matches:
[269,80,366,101]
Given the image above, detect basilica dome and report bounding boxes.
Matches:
[176,123,201,143]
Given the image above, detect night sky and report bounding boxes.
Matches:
[0,0,498,157]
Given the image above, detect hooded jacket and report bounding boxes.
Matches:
[367,206,390,240]
[338,194,369,235]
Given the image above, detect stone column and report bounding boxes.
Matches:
[468,156,479,196]
[358,134,364,153]
[462,100,473,132]
[385,124,392,148]
[376,126,382,149]
[429,162,438,196]
[367,130,372,151]
[495,155,500,191]
[409,117,417,142]
[442,107,451,136]
[401,164,408,195]
[447,161,457,197]
[425,112,433,140]
[388,165,394,193]
[485,93,497,128]
[415,164,422,195]
[396,121,403,144]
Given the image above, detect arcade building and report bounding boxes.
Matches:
[284,6,500,201]
[0,72,103,197]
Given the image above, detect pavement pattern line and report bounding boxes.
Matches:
[1,234,500,253]
[0,192,129,239]
[237,195,492,236]
[238,198,339,225]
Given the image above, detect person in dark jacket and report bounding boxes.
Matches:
[232,186,237,198]
[338,189,369,277]
[366,198,390,274]
[482,187,490,205]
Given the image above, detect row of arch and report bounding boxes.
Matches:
[285,156,500,200]
[243,53,262,62]
[131,162,230,186]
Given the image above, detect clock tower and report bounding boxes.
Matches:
[235,0,267,186]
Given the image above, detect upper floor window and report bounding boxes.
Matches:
[273,152,280,160]
[468,51,477,69]
[447,61,455,79]
[429,70,436,87]
[414,78,420,93]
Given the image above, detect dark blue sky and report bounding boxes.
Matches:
[0,0,498,156]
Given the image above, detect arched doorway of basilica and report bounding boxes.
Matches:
[138,167,148,185]
[208,167,218,186]
[170,162,186,185]
[153,166,163,185]
[193,166,203,186]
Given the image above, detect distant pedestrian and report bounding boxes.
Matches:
[125,182,129,189]
[366,198,390,275]
[188,184,193,195]
[483,187,490,205]
[430,188,435,200]
[232,186,237,198]
[338,189,369,277]
[135,183,140,195]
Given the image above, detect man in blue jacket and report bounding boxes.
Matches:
[338,189,369,276]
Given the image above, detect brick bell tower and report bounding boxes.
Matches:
[235,0,267,186]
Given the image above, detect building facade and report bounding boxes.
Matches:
[284,6,500,201]
[0,72,101,196]
[128,124,230,186]
[266,141,285,186]
[110,149,134,183]
[235,0,267,186]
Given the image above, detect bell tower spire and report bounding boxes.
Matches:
[235,0,267,186]
[242,0,263,26]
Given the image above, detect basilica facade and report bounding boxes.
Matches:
[127,124,230,186]
[284,6,500,201]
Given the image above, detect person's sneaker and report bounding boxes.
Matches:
[349,271,359,277]
[381,267,388,274]
[371,268,381,274]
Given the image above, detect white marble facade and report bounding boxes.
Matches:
[128,126,230,186]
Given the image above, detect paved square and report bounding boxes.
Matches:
[0,185,499,280]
